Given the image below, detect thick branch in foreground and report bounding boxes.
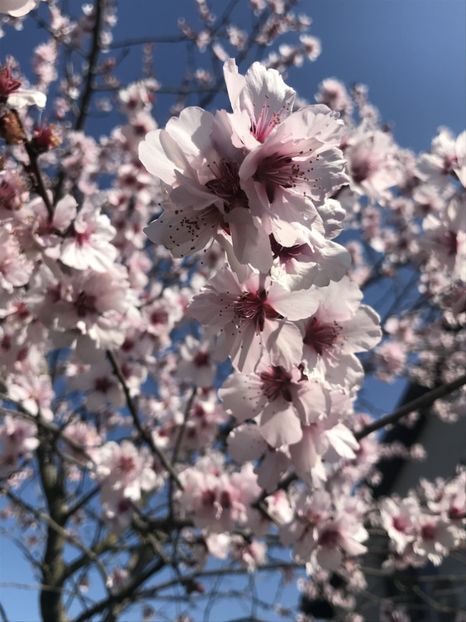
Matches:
[356,373,466,440]
[36,428,68,622]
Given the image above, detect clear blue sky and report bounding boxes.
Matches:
[1,0,465,620]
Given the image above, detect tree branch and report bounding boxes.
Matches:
[356,373,466,440]
[74,0,104,132]
[105,351,183,488]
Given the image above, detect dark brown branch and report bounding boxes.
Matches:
[74,0,103,132]
[109,34,186,48]
[35,429,68,622]
[6,109,54,220]
[356,373,466,440]
[63,485,100,521]
[72,557,165,622]
[135,561,302,599]
[24,139,54,220]
[54,0,104,204]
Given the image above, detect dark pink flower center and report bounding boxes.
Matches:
[351,156,376,184]
[392,516,409,532]
[260,365,293,402]
[118,455,136,474]
[421,523,436,541]
[150,309,169,325]
[303,317,341,355]
[251,105,282,143]
[193,351,210,367]
[254,152,302,203]
[94,377,113,393]
[205,160,249,212]
[449,505,465,520]
[202,489,216,507]
[318,528,341,547]
[443,154,458,174]
[75,292,97,317]
[193,405,205,418]
[76,230,91,246]
[15,302,29,319]
[219,490,232,509]
[233,289,279,332]
[1,336,11,351]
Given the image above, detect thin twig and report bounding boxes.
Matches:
[75,0,103,132]
[110,34,186,48]
[105,351,183,489]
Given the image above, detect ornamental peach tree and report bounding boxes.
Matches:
[0,1,465,621]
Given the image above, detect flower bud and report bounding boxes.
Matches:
[0,66,21,102]
[31,124,61,153]
[0,110,26,144]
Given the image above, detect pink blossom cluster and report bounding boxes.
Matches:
[92,440,161,529]
[139,60,383,572]
[378,470,466,568]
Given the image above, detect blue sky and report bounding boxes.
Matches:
[1,0,465,620]
[110,0,466,150]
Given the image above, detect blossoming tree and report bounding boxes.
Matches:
[0,1,465,621]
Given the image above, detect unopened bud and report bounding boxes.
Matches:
[0,110,26,144]
[31,125,61,153]
[0,66,21,102]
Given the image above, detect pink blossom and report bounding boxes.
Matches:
[346,129,401,201]
[223,58,295,149]
[7,372,54,421]
[227,423,291,492]
[379,497,419,554]
[282,490,368,571]
[220,363,328,448]
[269,225,350,290]
[188,266,317,372]
[422,196,466,282]
[239,105,348,246]
[412,515,459,565]
[67,359,124,411]
[140,107,272,271]
[178,454,261,532]
[454,130,466,187]
[60,202,117,272]
[417,128,462,190]
[298,276,382,387]
[177,337,217,388]
[316,78,353,118]
[94,440,158,502]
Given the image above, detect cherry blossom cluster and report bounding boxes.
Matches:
[378,470,466,568]
[139,59,383,573]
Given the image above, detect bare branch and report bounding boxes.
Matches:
[356,373,466,440]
